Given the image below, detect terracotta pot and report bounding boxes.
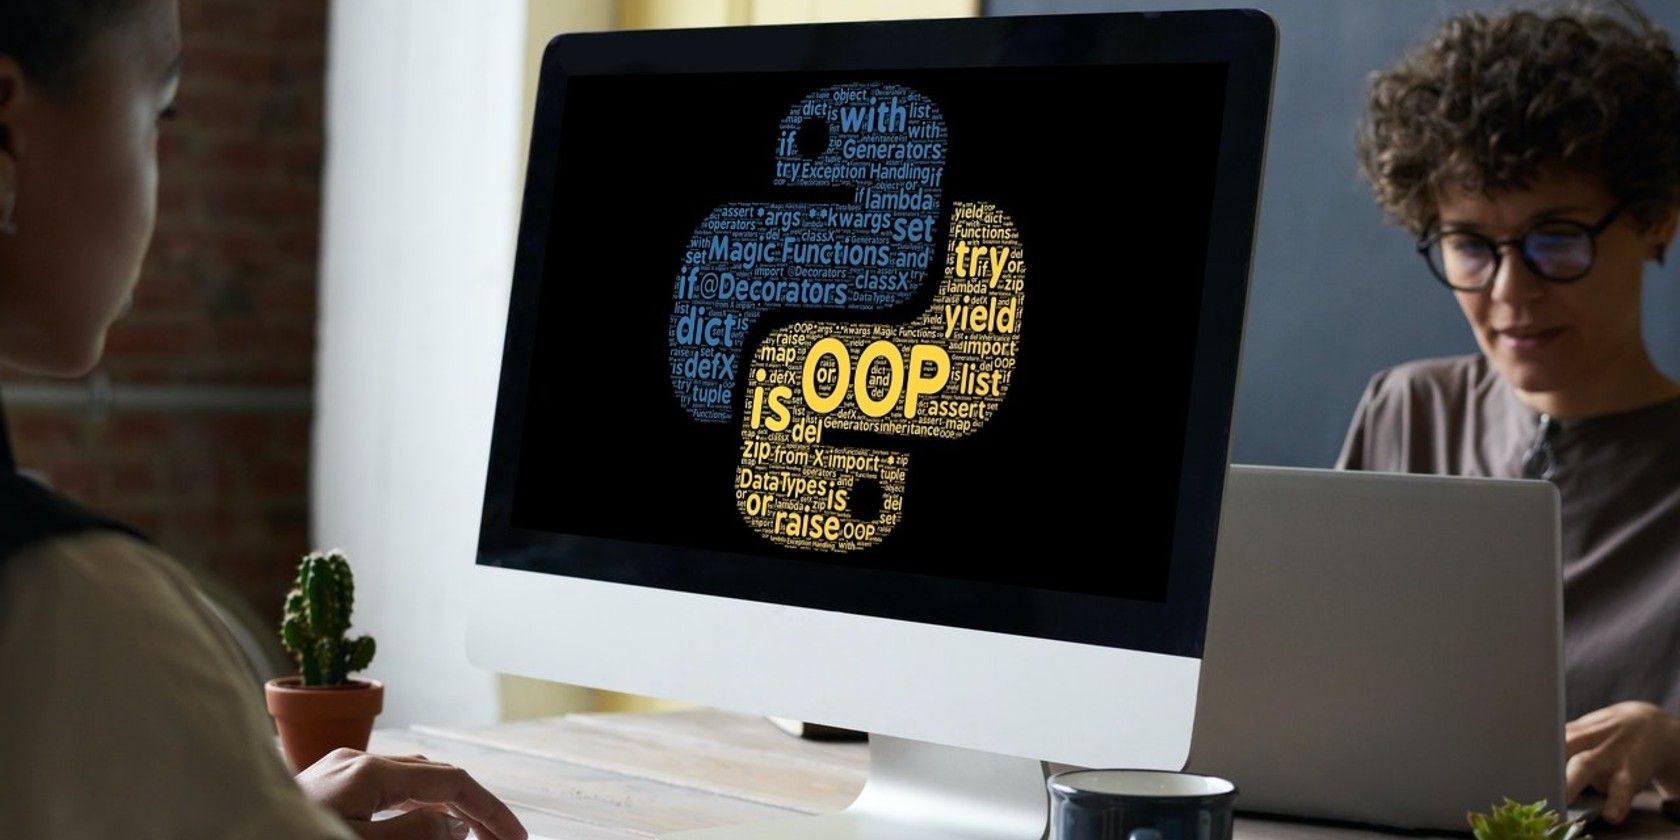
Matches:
[265,677,384,773]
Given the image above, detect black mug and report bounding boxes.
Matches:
[1048,769,1238,840]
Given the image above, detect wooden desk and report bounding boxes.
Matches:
[369,709,1678,839]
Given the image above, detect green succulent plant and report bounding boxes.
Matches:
[280,549,376,686]
[1468,798,1591,840]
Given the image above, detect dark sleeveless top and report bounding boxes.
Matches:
[0,396,142,561]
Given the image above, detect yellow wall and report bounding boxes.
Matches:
[502,0,978,722]
[522,1,613,163]
[618,0,747,28]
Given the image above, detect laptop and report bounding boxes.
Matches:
[1185,465,1594,832]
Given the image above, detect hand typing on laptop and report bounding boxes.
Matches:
[1565,701,1680,824]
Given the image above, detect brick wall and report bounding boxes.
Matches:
[1,0,328,632]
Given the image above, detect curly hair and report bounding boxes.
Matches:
[1355,2,1680,235]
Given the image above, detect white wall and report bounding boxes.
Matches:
[313,0,526,727]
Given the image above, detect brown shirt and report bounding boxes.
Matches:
[1337,353,1680,720]
[0,531,354,838]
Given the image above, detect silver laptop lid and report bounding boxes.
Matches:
[1187,465,1563,833]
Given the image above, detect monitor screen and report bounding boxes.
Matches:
[479,15,1267,657]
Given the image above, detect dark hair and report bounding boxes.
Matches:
[0,0,140,91]
[1356,1,1680,235]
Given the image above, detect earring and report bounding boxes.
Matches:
[1658,245,1669,267]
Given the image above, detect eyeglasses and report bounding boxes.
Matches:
[1416,200,1632,292]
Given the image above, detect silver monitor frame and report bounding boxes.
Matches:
[469,11,1276,838]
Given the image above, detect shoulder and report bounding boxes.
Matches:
[0,529,248,711]
[1337,353,1501,472]
[0,533,355,837]
[1,530,209,639]
[1354,353,1496,418]
[1363,352,1493,399]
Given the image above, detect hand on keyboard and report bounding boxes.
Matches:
[295,749,529,840]
[1565,701,1680,824]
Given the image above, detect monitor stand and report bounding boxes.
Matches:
[664,734,1052,840]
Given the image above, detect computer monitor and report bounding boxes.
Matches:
[469,11,1274,839]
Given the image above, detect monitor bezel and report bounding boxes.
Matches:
[477,10,1275,658]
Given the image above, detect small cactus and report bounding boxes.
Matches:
[280,550,376,686]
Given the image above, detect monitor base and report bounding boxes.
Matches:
[663,733,1051,840]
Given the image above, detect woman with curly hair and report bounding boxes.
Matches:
[1342,1,1680,824]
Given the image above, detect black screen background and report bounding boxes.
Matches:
[507,64,1227,603]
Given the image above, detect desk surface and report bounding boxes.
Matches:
[369,709,1677,839]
